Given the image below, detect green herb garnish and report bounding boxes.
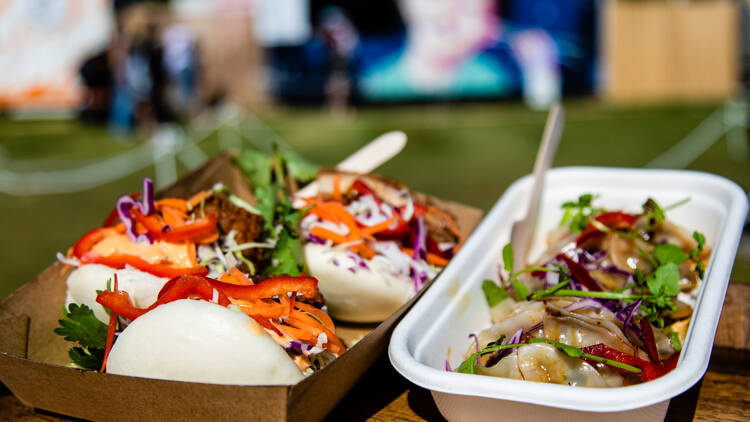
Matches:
[482,280,507,307]
[54,304,108,371]
[233,145,318,276]
[528,338,641,373]
[560,194,604,233]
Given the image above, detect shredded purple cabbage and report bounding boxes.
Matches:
[445,360,452,372]
[308,234,326,245]
[412,216,427,261]
[617,299,643,339]
[485,328,524,367]
[115,178,156,244]
[469,333,480,366]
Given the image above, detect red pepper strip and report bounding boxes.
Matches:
[96,290,147,321]
[582,343,673,382]
[413,202,428,217]
[73,227,116,259]
[83,253,209,278]
[100,274,119,372]
[559,254,603,291]
[575,212,637,245]
[208,276,318,302]
[596,211,637,231]
[349,179,382,207]
[97,274,230,321]
[250,315,283,336]
[640,319,661,364]
[132,209,165,235]
[132,209,218,242]
[377,212,411,238]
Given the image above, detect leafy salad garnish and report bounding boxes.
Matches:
[233,146,318,276]
[54,304,108,371]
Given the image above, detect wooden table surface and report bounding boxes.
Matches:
[2,283,749,422]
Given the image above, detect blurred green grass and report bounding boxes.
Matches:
[1,101,748,299]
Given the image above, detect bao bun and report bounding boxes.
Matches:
[65,264,168,323]
[107,299,304,385]
[304,243,413,323]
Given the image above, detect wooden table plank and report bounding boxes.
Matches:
[2,282,749,421]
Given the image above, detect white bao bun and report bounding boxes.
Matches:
[304,243,413,323]
[65,264,169,323]
[106,299,304,385]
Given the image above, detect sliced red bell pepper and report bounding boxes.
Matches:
[73,227,117,259]
[596,211,636,231]
[559,254,603,291]
[640,318,661,364]
[82,253,208,278]
[350,179,382,207]
[208,276,318,302]
[97,274,230,321]
[413,202,428,217]
[575,212,637,245]
[132,209,217,242]
[100,273,119,372]
[377,212,411,238]
[582,343,676,382]
[159,213,217,242]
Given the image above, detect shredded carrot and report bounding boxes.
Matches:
[228,267,254,286]
[294,301,335,332]
[155,198,189,212]
[192,231,219,244]
[187,191,211,209]
[220,272,239,285]
[286,315,345,354]
[361,217,397,236]
[333,176,342,201]
[277,294,291,318]
[273,321,316,344]
[311,226,349,244]
[160,206,187,227]
[187,242,198,266]
[240,303,286,319]
[400,248,450,267]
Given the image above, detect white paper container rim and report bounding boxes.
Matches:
[389,166,749,413]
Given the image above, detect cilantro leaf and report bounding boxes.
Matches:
[55,304,108,371]
[502,243,514,274]
[233,149,271,188]
[482,280,507,307]
[560,193,603,233]
[646,262,681,297]
[54,304,108,349]
[455,353,479,374]
[281,151,318,183]
[512,280,529,301]
[642,198,665,225]
[665,328,683,352]
[69,346,105,371]
[263,230,304,276]
[653,243,687,266]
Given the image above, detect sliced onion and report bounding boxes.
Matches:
[56,252,80,267]
[400,190,414,222]
[565,298,605,312]
[412,216,427,261]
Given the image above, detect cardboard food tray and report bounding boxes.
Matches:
[0,151,483,422]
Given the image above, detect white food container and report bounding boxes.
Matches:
[389,167,749,422]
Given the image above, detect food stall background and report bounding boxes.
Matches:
[0,0,748,300]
